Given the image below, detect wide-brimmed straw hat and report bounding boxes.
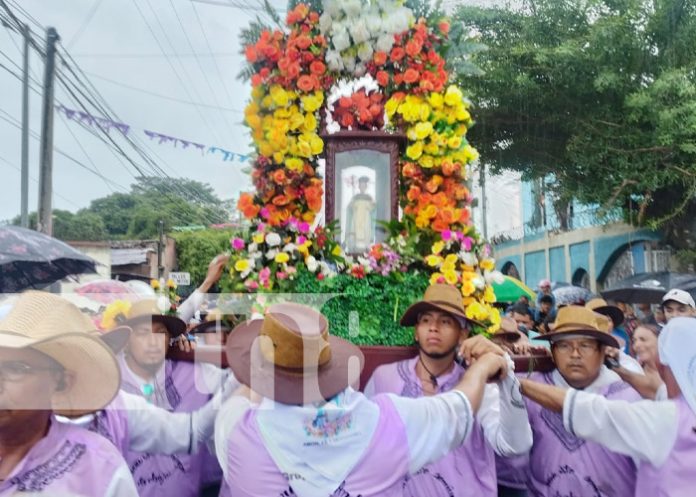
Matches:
[400,284,478,328]
[491,316,523,343]
[0,291,124,413]
[226,302,363,405]
[111,299,186,337]
[585,298,624,328]
[536,305,619,348]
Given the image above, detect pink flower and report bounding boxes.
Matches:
[276,271,288,280]
[244,279,259,290]
[258,223,266,232]
[232,238,245,251]
[461,237,473,251]
[298,222,310,234]
[259,267,271,288]
[297,235,307,245]
[441,230,452,241]
[286,266,297,275]
[260,208,270,219]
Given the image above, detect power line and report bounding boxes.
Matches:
[67,0,107,50]
[70,51,239,59]
[82,70,242,113]
[0,154,81,208]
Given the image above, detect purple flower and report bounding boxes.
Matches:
[298,222,311,234]
[297,235,307,245]
[232,238,245,251]
[461,237,473,251]
[260,208,270,219]
[441,230,452,241]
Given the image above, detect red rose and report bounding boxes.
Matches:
[373,51,388,66]
[376,70,389,87]
[390,47,406,62]
[340,113,355,128]
[297,75,315,92]
[251,74,263,87]
[338,96,352,108]
[405,39,422,57]
[403,68,419,84]
[245,45,258,63]
[310,61,326,75]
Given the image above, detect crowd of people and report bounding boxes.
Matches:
[0,258,694,497]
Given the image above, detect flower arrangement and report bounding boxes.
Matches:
[232,2,503,334]
[325,75,385,133]
[224,218,346,293]
[151,277,180,316]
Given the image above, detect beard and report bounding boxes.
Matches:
[416,341,457,360]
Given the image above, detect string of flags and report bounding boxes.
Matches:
[56,104,251,163]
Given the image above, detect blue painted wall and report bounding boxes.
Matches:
[498,254,522,276]
[570,242,590,277]
[632,244,645,274]
[524,250,547,289]
[594,230,661,280]
[549,246,566,283]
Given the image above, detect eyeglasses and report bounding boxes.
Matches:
[552,341,599,355]
[0,361,62,382]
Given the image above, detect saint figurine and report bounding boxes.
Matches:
[345,176,376,253]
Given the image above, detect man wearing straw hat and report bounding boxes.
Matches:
[513,306,642,497]
[0,291,138,496]
[109,298,233,497]
[215,301,510,497]
[520,316,696,496]
[364,284,533,496]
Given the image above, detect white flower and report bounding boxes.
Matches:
[488,270,505,285]
[306,256,319,273]
[319,12,333,33]
[473,275,486,290]
[350,20,370,44]
[248,242,259,253]
[342,54,356,73]
[323,0,342,17]
[357,43,373,62]
[343,0,362,18]
[265,232,281,247]
[332,28,351,52]
[366,15,382,36]
[326,51,344,71]
[265,249,279,260]
[354,62,367,76]
[460,252,478,266]
[156,296,169,313]
[326,121,341,134]
[282,243,297,253]
[375,33,394,53]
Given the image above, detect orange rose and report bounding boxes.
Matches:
[407,186,421,202]
[296,35,312,50]
[369,103,383,117]
[309,12,319,23]
[272,169,287,184]
[251,74,263,87]
[297,75,315,92]
[390,47,405,62]
[373,51,388,66]
[245,45,258,63]
[432,219,449,232]
[403,68,419,84]
[376,70,389,87]
[339,96,352,108]
[402,162,420,178]
[438,21,450,36]
[287,62,301,79]
[405,40,422,57]
[272,195,290,206]
[394,73,404,85]
[310,60,326,75]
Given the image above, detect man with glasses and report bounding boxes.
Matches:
[514,306,642,496]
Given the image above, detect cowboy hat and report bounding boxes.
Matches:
[226,302,363,405]
[0,291,123,413]
[491,316,523,343]
[585,298,624,328]
[108,299,186,337]
[94,327,131,354]
[536,305,619,348]
[400,284,478,328]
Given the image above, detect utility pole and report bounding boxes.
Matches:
[157,219,164,279]
[37,27,59,235]
[20,23,30,228]
[479,162,488,239]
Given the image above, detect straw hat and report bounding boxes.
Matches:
[400,284,477,328]
[189,308,238,335]
[0,291,124,413]
[116,299,186,337]
[536,305,619,348]
[226,302,363,405]
[585,298,624,328]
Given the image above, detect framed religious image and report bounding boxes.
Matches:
[323,131,404,254]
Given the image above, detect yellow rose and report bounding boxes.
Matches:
[480,258,495,271]
[419,155,434,169]
[406,142,424,160]
[150,279,160,290]
[415,122,433,140]
[303,113,318,133]
[385,98,399,118]
[428,92,444,109]
[297,138,312,157]
[444,85,463,107]
[309,134,324,155]
[275,253,290,264]
[462,278,477,297]
[483,286,497,304]
[445,254,458,265]
[285,157,304,172]
[289,112,305,130]
[416,215,430,229]
[332,245,343,257]
[444,271,458,285]
[301,92,323,112]
[234,259,251,272]
[431,241,445,254]
[252,233,265,244]
[461,270,477,281]
[270,85,289,107]
[447,136,463,150]
[426,255,443,267]
[166,278,176,289]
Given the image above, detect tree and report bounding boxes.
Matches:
[455,0,696,247]
[13,210,107,241]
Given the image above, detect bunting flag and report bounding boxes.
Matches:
[56,104,251,163]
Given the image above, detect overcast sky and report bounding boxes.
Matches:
[0,0,294,222]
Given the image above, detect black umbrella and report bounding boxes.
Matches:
[601,271,696,304]
[0,226,97,292]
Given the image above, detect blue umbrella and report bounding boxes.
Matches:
[0,226,97,292]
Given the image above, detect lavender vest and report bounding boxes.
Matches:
[368,356,496,497]
[223,394,410,496]
[88,389,130,456]
[119,358,214,497]
[526,372,639,497]
[0,418,132,496]
[635,394,696,497]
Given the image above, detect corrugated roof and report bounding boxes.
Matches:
[111,247,154,266]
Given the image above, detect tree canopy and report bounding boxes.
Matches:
[455,0,696,247]
[14,177,230,241]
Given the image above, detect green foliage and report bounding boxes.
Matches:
[13,210,107,241]
[172,229,239,287]
[455,0,696,246]
[292,270,429,346]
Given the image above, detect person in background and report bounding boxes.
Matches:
[661,289,696,322]
[519,317,696,497]
[615,300,639,340]
[637,303,658,326]
[585,298,630,354]
[533,295,555,331]
[655,306,667,327]
[607,324,665,400]
[365,284,533,497]
[536,279,556,309]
